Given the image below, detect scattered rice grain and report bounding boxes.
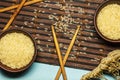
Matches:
[48,34,51,36]
[59,43,63,48]
[99,49,104,52]
[63,46,67,50]
[81,41,85,43]
[84,37,87,40]
[48,39,51,41]
[78,43,81,46]
[34,15,37,18]
[48,49,51,52]
[88,37,92,40]
[35,37,38,40]
[88,3,91,6]
[21,26,24,29]
[15,25,18,27]
[90,33,93,36]
[46,44,48,48]
[32,18,35,21]
[24,21,28,25]
[36,34,40,36]
[41,11,45,13]
[95,37,98,40]
[30,22,34,24]
[53,13,57,15]
[37,40,41,44]
[86,25,91,29]
[37,27,40,29]
[28,25,32,28]
[40,23,44,25]
[83,47,87,50]
[90,59,97,62]
[49,8,52,10]
[54,50,56,53]
[34,9,37,12]
[38,10,41,12]
[43,4,48,8]
[39,47,44,52]
[94,58,100,61]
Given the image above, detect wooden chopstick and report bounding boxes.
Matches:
[0,0,43,13]
[2,0,26,31]
[55,25,80,80]
[52,25,67,80]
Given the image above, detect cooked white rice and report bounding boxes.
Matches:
[0,32,34,69]
[97,4,120,40]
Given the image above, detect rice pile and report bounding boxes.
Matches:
[97,4,120,40]
[0,32,34,69]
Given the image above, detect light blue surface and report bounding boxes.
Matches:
[0,62,114,80]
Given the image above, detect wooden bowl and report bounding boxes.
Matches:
[0,28,37,72]
[94,0,120,43]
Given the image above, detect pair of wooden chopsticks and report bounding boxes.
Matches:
[52,25,80,80]
[1,0,43,31]
[52,26,67,80]
[0,0,43,13]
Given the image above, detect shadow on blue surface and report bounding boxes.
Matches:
[1,66,32,78]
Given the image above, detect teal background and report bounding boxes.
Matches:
[0,62,114,80]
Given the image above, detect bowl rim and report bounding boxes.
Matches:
[94,0,120,43]
[0,28,37,72]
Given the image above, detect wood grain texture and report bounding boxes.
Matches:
[0,0,120,70]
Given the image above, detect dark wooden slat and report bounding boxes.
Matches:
[37,52,100,64]
[36,57,96,70]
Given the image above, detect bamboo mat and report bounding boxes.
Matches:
[0,0,120,70]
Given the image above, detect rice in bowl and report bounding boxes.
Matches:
[97,3,120,40]
[0,31,35,69]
